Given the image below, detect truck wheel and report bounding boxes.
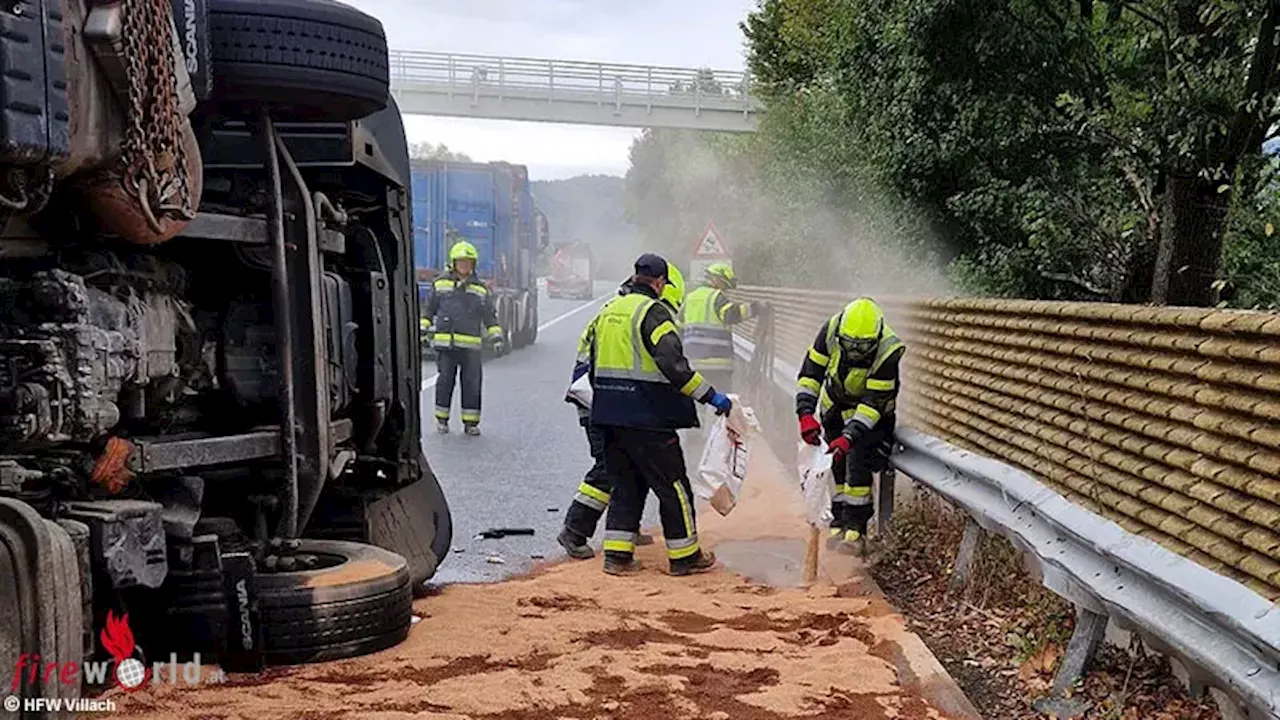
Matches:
[256,540,413,665]
[207,0,390,121]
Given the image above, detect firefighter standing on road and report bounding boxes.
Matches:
[557,267,687,559]
[796,297,904,554]
[591,254,730,576]
[421,240,503,436]
[680,262,762,393]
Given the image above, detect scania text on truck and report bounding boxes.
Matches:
[0,0,451,715]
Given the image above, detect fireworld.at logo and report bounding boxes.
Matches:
[11,611,226,693]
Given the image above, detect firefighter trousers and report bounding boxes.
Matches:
[601,426,704,569]
[821,410,896,533]
[434,348,483,425]
[563,418,614,540]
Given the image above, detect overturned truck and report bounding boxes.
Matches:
[0,0,451,711]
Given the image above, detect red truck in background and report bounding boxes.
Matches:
[547,243,595,300]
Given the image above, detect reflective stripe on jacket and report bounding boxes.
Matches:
[422,271,501,350]
[796,312,905,431]
[680,285,749,371]
[589,285,713,430]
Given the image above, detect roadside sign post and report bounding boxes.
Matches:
[689,222,732,285]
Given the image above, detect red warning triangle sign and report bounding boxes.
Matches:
[692,222,730,258]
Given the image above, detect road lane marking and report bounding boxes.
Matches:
[422,293,610,390]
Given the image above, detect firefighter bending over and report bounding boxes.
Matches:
[421,240,503,435]
[796,297,904,554]
[556,266,685,559]
[592,254,730,576]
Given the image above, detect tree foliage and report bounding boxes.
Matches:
[624,0,1280,308]
[409,142,472,162]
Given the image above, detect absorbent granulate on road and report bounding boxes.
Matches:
[106,438,970,720]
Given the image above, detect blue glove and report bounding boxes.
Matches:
[708,392,732,416]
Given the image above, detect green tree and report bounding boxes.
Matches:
[409,142,472,162]
[733,0,1280,307]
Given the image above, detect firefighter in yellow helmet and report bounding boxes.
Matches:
[556,264,686,559]
[796,298,904,554]
[421,240,503,435]
[584,253,728,576]
[680,262,761,394]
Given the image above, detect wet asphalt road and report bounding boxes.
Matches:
[421,280,653,584]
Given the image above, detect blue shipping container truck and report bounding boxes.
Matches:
[412,160,550,355]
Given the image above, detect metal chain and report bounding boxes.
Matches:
[118,0,196,231]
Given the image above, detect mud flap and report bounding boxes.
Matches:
[219,551,264,673]
[366,478,442,591]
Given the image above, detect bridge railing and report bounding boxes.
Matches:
[729,286,1280,718]
[388,50,758,112]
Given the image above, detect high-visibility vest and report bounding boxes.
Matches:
[680,286,734,371]
[589,293,698,430]
[816,317,905,429]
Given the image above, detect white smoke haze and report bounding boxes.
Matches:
[626,128,956,300]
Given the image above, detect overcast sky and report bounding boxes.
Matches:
[344,0,756,179]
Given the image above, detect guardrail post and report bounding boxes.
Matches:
[947,518,984,592]
[613,76,623,116]
[876,466,896,537]
[498,58,505,102]
[646,67,653,113]
[548,62,555,105]
[597,65,604,106]
[447,55,455,99]
[1032,605,1108,718]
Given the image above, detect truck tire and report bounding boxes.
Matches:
[162,538,413,665]
[207,0,390,121]
[257,540,413,665]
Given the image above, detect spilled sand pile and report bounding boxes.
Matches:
[106,438,976,720]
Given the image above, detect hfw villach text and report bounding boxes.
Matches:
[11,611,226,692]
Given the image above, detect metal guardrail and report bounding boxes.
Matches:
[732,330,1280,719]
[388,50,759,114]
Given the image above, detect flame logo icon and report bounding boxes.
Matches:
[99,611,150,691]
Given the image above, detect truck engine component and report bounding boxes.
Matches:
[0,262,196,448]
[63,499,168,590]
[207,0,391,121]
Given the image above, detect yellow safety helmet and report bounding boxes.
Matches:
[449,240,479,265]
[661,262,686,312]
[836,298,885,362]
[705,262,737,289]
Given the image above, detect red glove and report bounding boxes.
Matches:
[799,414,821,445]
[827,435,851,460]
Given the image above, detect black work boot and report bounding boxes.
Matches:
[557,528,595,560]
[603,555,642,576]
[464,423,480,436]
[670,550,717,577]
[436,418,449,434]
[636,533,655,546]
